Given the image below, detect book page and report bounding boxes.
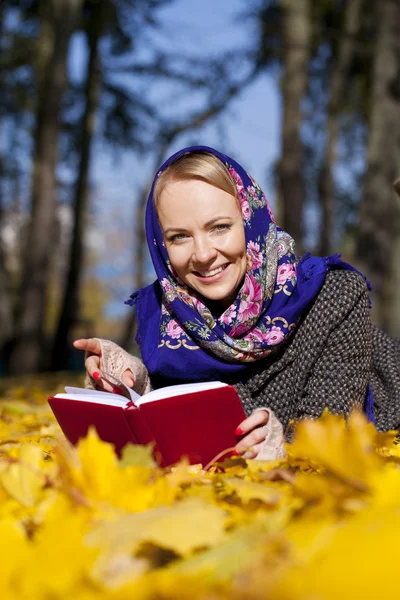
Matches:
[54,381,227,408]
[136,381,228,406]
[55,387,131,407]
[54,375,141,407]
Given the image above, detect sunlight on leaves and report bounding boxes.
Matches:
[1,377,400,599]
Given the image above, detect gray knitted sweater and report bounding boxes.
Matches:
[235,269,400,432]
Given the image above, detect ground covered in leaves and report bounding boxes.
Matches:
[0,373,399,599]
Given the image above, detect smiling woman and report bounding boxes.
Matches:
[73,145,400,460]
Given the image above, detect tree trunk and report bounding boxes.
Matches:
[0,6,15,351]
[119,185,148,352]
[279,0,311,253]
[7,0,82,375]
[0,138,15,349]
[318,0,363,256]
[355,0,400,333]
[0,217,14,351]
[51,5,103,371]
[383,178,400,337]
[0,200,14,348]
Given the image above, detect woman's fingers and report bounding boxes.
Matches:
[85,355,111,391]
[242,442,264,460]
[76,338,123,395]
[233,409,270,457]
[73,338,102,355]
[235,425,269,456]
[235,409,269,436]
[84,355,113,393]
[121,369,135,388]
[85,354,101,378]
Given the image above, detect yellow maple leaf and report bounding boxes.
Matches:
[368,463,400,509]
[220,477,282,506]
[73,427,120,500]
[56,428,177,513]
[287,410,381,489]
[119,443,157,468]
[154,515,284,590]
[17,495,98,598]
[0,520,30,595]
[374,429,400,458]
[87,496,227,559]
[270,508,400,599]
[1,443,47,507]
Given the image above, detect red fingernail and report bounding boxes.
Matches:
[235,427,244,436]
[231,449,240,456]
[92,372,100,381]
[112,386,123,396]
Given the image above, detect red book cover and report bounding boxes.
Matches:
[48,382,246,467]
[47,397,142,457]
[132,386,245,466]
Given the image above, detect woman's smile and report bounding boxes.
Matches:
[193,262,230,282]
[157,179,247,310]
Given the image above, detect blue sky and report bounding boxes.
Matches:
[74,0,282,316]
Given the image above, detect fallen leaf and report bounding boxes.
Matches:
[1,443,46,507]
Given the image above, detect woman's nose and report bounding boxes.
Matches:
[192,239,218,265]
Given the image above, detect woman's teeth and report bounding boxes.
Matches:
[198,265,227,278]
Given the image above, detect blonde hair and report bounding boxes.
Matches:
[153,152,238,206]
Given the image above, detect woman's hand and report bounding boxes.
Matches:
[73,338,135,394]
[234,409,270,459]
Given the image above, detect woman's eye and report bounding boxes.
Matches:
[213,224,232,233]
[168,233,188,242]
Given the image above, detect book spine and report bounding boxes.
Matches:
[124,406,166,467]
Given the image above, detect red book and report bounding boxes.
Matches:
[48,381,246,467]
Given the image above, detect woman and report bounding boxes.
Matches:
[74,146,400,459]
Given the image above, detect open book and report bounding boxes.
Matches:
[48,380,246,467]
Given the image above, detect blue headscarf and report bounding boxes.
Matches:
[126,146,372,419]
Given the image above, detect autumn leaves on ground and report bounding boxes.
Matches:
[0,375,398,599]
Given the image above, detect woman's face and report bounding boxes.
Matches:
[157,179,247,309]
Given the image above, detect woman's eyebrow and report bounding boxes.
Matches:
[203,216,234,227]
[163,226,187,236]
[163,216,234,236]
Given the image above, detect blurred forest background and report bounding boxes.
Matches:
[1,0,400,376]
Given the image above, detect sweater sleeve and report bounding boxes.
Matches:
[252,408,287,460]
[294,286,372,421]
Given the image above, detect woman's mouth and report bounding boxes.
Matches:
[193,263,230,282]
